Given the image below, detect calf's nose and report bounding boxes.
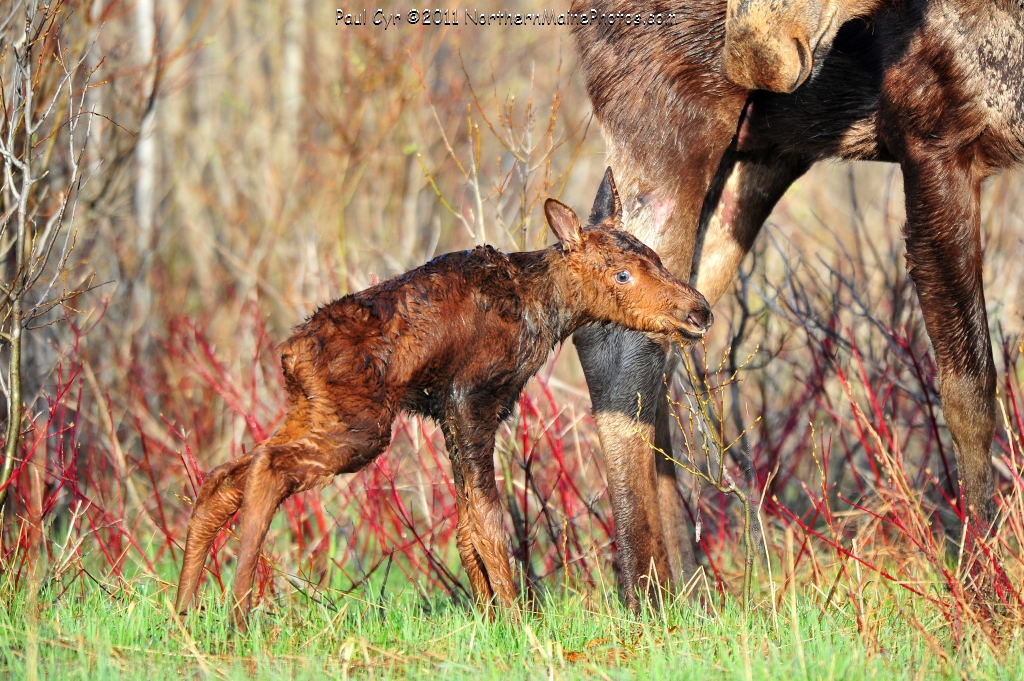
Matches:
[686,307,714,334]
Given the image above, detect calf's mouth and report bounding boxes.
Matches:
[661,305,714,341]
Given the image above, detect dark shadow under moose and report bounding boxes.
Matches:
[174,170,713,629]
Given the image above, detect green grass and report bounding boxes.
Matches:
[2,564,1021,680]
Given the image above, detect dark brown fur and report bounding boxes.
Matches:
[572,0,1022,609]
[173,172,713,627]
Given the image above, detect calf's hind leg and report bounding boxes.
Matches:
[175,454,253,613]
[231,413,395,627]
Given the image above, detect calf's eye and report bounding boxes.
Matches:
[615,271,631,284]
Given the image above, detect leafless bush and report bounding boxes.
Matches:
[1,0,98,512]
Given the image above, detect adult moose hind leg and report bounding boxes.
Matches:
[901,149,995,531]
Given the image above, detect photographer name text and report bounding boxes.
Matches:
[336,8,678,28]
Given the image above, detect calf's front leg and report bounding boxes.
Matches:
[442,416,517,613]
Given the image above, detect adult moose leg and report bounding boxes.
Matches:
[577,150,821,611]
[574,325,677,609]
[571,0,752,608]
[691,150,813,305]
[653,380,698,588]
[570,6,828,606]
[683,150,814,547]
[900,149,995,528]
[572,144,811,611]
[571,167,701,606]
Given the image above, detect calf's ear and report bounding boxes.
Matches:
[545,199,583,251]
[588,167,622,228]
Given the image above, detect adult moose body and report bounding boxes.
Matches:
[571,0,1023,609]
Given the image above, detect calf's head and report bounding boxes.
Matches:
[722,0,882,93]
[546,169,713,341]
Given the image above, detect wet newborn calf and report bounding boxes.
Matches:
[174,170,713,627]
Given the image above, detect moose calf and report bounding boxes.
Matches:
[174,170,712,627]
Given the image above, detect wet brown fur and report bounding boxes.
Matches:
[173,173,713,627]
[573,0,1022,608]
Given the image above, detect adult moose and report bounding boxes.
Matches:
[571,0,1022,609]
